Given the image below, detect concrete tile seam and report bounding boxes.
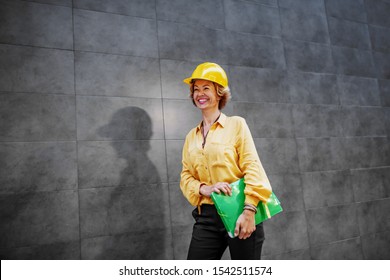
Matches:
[72,7,156,21]
[310,236,362,247]
[0,188,78,196]
[0,140,77,144]
[17,0,72,8]
[0,91,75,96]
[305,201,380,211]
[233,0,278,8]
[0,42,73,52]
[295,135,388,139]
[156,18,283,40]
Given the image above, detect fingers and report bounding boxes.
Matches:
[212,186,221,194]
[213,182,232,196]
[235,221,253,239]
[238,226,255,239]
[234,223,240,237]
[235,214,256,239]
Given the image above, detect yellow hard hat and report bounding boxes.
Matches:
[183,62,228,88]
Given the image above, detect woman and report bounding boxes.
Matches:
[180,62,272,260]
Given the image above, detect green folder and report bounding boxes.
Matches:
[211,178,283,238]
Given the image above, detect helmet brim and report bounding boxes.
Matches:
[183,77,192,85]
[183,77,227,88]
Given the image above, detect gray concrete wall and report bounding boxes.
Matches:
[0,0,389,259]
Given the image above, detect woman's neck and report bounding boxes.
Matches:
[202,108,221,127]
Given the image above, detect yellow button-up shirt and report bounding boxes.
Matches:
[180,113,272,207]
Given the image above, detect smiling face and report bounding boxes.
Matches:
[192,79,221,111]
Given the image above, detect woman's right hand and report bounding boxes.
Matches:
[199,182,232,197]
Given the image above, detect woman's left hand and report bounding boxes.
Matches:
[234,210,256,239]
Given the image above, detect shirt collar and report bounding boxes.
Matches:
[196,112,227,132]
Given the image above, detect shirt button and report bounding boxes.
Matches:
[205,166,208,169]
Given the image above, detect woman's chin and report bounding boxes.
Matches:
[196,103,207,109]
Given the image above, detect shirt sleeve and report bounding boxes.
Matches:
[180,135,202,206]
[236,118,272,206]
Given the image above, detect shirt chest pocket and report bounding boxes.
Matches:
[209,142,238,166]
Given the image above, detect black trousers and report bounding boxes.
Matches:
[187,204,265,260]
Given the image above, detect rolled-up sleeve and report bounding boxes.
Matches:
[236,118,272,206]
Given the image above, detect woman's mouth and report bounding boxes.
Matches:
[197,98,208,105]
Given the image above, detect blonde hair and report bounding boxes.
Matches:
[190,81,231,110]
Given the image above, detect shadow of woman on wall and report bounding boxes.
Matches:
[96,106,168,259]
